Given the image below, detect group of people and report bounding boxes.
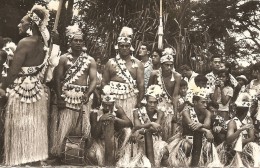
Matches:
[0,4,260,167]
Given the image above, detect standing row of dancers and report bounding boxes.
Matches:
[0,4,260,167]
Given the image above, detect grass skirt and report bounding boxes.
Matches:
[167,133,222,167]
[4,94,48,165]
[50,99,92,156]
[115,95,137,122]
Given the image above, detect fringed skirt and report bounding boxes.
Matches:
[4,95,48,166]
[50,99,92,156]
[167,133,222,167]
[158,98,175,141]
[217,142,260,167]
[115,95,137,122]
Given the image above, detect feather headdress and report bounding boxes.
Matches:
[160,47,176,63]
[66,24,83,41]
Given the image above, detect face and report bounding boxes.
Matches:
[118,42,131,58]
[161,61,174,74]
[96,58,102,72]
[70,34,84,51]
[179,85,188,97]
[151,51,160,65]
[208,106,217,115]
[181,70,189,78]
[218,72,227,83]
[139,45,149,56]
[211,58,221,71]
[237,79,245,86]
[146,96,158,112]
[18,15,30,35]
[102,101,114,113]
[194,97,207,111]
[252,70,259,78]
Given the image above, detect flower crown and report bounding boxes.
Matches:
[102,85,116,102]
[160,47,176,63]
[146,85,163,100]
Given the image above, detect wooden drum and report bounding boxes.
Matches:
[61,136,87,166]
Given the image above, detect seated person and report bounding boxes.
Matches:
[218,92,260,167]
[167,89,216,167]
[207,101,227,145]
[118,85,168,167]
[86,85,132,166]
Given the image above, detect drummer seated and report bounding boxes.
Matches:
[87,90,132,166]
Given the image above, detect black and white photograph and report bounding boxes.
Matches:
[0,0,260,167]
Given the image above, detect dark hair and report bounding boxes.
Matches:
[151,48,162,58]
[217,69,233,87]
[3,37,12,46]
[179,64,192,71]
[207,101,219,110]
[192,95,201,103]
[252,62,260,72]
[194,74,208,86]
[180,79,188,87]
[140,42,151,51]
[236,106,249,115]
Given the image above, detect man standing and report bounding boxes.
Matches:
[138,43,153,91]
[0,5,53,166]
[51,25,97,158]
[102,26,144,121]
[148,47,181,140]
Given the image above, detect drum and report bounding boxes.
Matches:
[61,136,87,166]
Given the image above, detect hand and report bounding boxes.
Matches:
[130,130,143,143]
[57,99,66,110]
[99,113,115,121]
[239,124,254,131]
[205,130,214,142]
[189,122,203,131]
[51,30,59,45]
[213,126,222,133]
[151,122,162,132]
[82,95,90,104]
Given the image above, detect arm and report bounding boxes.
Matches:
[132,110,152,132]
[90,112,102,139]
[114,105,133,129]
[226,120,241,144]
[1,39,28,90]
[211,86,220,103]
[242,118,255,145]
[220,87,233,105]
[101,60,111,88]
[84,58,97,99]
[147,71,157,87]
[172,73,181,121]
[136,62,145,107]
[53,56,66,100]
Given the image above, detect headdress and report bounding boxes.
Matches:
[160,47,176,63]
[27,5,50,46]
[193,88,208,99]
[102,85,117,103]
[66,24,83,42]
[235,92,252,107]
[115,26,134,51]
[146,85,163,99]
